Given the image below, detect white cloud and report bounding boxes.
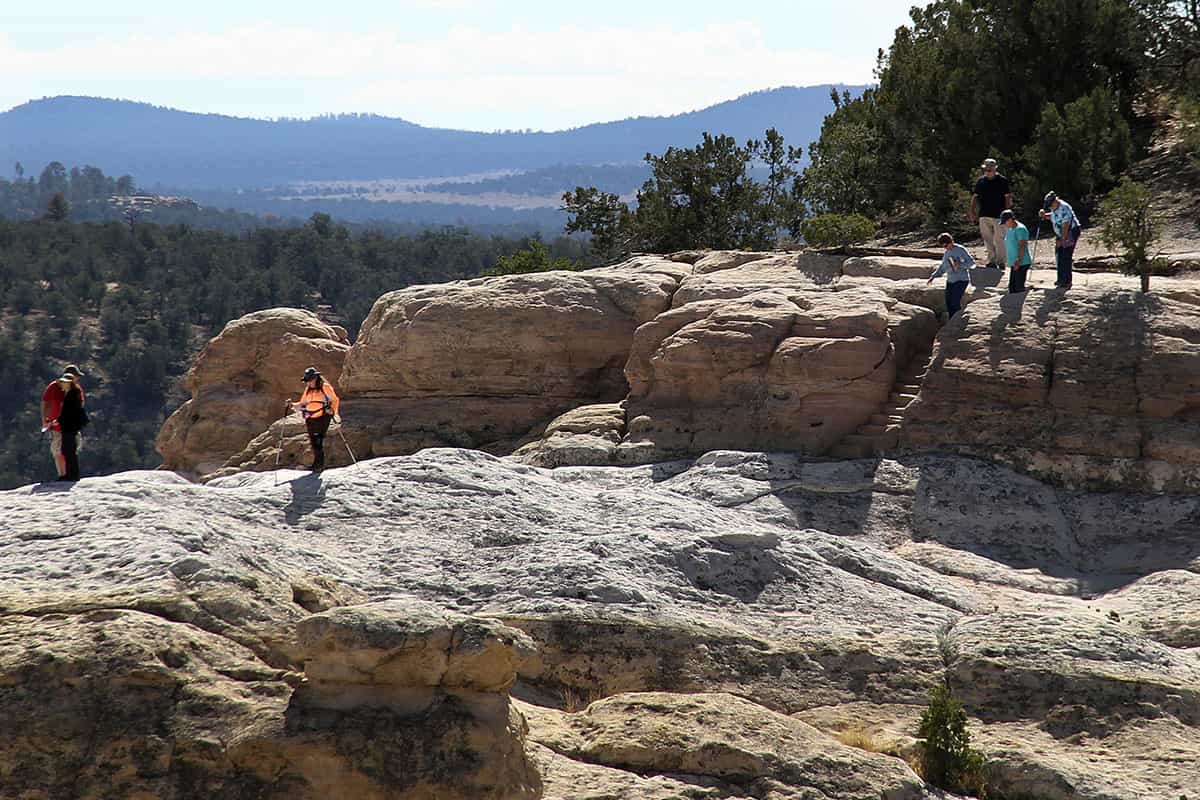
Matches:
[0,22,870,129]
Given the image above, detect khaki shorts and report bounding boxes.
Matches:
[49,430,83,456]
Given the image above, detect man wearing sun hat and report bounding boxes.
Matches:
[40,364,87,480]
[969,158,1013,269]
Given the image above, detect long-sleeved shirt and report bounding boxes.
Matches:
[930,244,975,283]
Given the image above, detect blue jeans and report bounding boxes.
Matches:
[945,280,968,317]
[1056,244,1075,287]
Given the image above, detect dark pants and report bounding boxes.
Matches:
[305,415,332,471]
[61,429,80,480]
[1056,244,1075,287]
[945,280,968,317]
[1008,264,1029,293]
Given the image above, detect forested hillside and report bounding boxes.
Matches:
[0,216,584,488]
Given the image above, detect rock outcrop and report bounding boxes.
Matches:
[157,309,350,476]
[3,450,1199,798]
[902,284,1200,491]
[179,251,1200,493]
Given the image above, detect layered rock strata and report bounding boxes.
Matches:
[3,450,1198,798]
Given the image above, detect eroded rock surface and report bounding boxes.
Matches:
[3,450,1199,798]
[903,285,1200,490]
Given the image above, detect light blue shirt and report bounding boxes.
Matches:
[930,244,975,283]
[1049,200,1077,237]
[1005,223,1033,267]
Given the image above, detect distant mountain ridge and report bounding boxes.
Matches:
[0,87,864,189]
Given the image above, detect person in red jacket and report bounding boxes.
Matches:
[41,364,86,479]
[292,367,341,472]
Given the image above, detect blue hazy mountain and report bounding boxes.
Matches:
[0,86,863,189]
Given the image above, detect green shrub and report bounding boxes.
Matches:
[918,684,986,795]
[482,240,580,276]
[1096,178,1164,293]
[800,213,875,248]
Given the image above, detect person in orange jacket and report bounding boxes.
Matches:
[292,366,341,472]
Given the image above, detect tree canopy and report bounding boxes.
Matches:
[563,129,804,259]
[802,0,1180,222]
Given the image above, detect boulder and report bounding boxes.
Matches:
[672,252,844,307]
[231,601,543,800]
[620,287,937,461]
[902,285,1200,490]
[842,255,940,280]
[157,308,349,476]
[525,692,933,800]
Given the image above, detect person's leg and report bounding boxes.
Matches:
[308,416,331,471]
[1016,266,1028,292]
[948,280,967,317]
[994,224,1008,270]
[1060,244,1074,288]
[980,218,998,266]
[50,431,65,477]
[62,430,79,480]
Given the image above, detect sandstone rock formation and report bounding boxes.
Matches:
[157,308,350,476]
[330,257,690,461]
[618,286,936,461]
[182,250,1200,494]
[902,284,1200,491]
[3,450,1199,798]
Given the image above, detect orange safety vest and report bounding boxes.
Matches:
[298,383,340,420]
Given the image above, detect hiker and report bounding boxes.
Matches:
[53,373,87,481]
[969,158,1013,269]
[40,364,86,480]
[292,367,341,473]
[1000,209,1033,293]
[1039,191,1079,289]
[927,232,976,318]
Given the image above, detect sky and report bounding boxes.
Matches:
[1,0,916,131]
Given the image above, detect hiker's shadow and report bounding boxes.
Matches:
[987,290,1028,371]
[283,474,328,526]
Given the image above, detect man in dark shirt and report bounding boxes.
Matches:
[969,158,1013,269]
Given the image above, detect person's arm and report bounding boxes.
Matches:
[928,257,948,284]
[1017,238,1029,265]
[969,193,979,223]
[328,385,341,420]
[40,399,50,426]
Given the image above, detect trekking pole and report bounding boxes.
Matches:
[274,402,290,486]
[336,423,358,466]
[1031,218,1041,269]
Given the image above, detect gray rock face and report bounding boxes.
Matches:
[3,450,1198,798]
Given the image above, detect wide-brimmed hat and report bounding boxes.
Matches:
[301,367,321,382]
[63,364,84,378]
[980,158,999,170]
[1043,190,1058,210]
